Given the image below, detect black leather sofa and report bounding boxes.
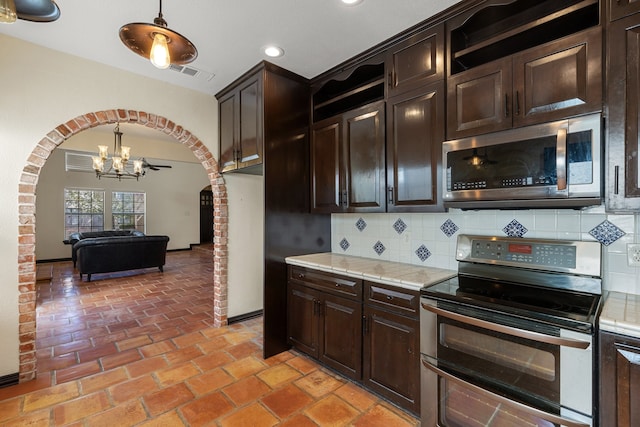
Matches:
[74,235,170,282]
[69,230,145,267]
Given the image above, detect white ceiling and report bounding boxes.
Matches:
[0,0,459,96]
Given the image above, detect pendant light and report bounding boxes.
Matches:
[0,0,16,23]
[119,0,197,69]
[1,0,60,23]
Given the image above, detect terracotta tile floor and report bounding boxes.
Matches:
[0,248,419,426]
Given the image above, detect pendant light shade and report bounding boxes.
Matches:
[119,0,197,69]
[0,0,17,23]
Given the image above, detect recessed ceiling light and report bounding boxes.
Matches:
[264,45,284,58]
[342,0,363,5]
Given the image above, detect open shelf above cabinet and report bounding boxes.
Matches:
[312,62,385,122]
[449,0,599,75]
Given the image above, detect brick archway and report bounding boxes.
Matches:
[17,109,228,382]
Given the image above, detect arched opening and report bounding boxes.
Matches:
[17,108,228,382]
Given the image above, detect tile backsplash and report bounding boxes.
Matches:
[331,206,640,295]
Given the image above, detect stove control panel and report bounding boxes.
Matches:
[470,239,577,269]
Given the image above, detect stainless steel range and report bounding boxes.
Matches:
[420,235,602,427]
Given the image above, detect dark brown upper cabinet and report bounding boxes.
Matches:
[217,73,263,174]
[216,62,311,175]
[609,0,640,21]
[446,0,602,140]
[310,22,447,214]
[386,81,444,212]
[311,101,386,213]
[386,24,444,98]
[606,13,640,211]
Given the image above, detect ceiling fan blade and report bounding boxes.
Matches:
[140,158,172,170]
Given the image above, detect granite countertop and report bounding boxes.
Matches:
[285,252,457,291]
[599,291,640,339]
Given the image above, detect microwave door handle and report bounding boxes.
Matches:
[421,359,590,427]
[421,303,590,349]
[556,128,568,191]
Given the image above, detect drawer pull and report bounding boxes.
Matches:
[386,295,394,300]
[335,283,340,287]
[297,273,305,279]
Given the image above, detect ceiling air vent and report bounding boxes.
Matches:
[65,152,94,173]
[169,64,215,81]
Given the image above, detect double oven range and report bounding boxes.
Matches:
[420,235,602,427]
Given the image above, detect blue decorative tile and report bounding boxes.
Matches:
[355,217,367,232]
[373,241,386,256]
[440,219,459,237]
[415,245,431,262]
[503,219,528,237]
[339,238,350,251]
[589,220,625,246]
[393,218,407,234]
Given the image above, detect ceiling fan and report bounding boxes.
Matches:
[141,158,172,171]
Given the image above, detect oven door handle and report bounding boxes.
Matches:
[421,303,590,349]
[421,359,590,427]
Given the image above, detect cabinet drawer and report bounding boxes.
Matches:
[289,266,362,299]
[365,281,419,317]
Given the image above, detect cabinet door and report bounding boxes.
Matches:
[610,0,640,22]
[600,332,640,426]
[363,306,420,414]
[319,293,362,379]
[287,283,319,358]
[447,57,512,139]
[386,81,444,212]
[512,28,602,128]
[387,24,444,98]
[343,102,386,212]
[311,118,342,213]
[607,15,640,210]
[237,76,264,169]
[218,93,237,173]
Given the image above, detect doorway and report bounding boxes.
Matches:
[200,186,214,244]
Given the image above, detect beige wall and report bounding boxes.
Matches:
[0,34,264,377]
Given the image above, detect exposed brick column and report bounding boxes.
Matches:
[17,109,227,382]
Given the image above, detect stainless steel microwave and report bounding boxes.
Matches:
[443,113,602,209]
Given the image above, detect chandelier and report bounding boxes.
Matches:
[118,0,197,69]
[92,124,144,180]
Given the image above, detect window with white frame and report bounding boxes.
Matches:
[64,188,105,238]
[112,191,146,232]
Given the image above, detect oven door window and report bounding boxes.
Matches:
[439,376,558,427]
[437,317,560,406]
[441,323,555,381]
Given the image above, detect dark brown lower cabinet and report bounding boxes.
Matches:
[287,268,362,380]
[287,267,420,414]
[363,305,419,415]
[319,292,362,379]
[600,331,640,427]
[287,282,319,357]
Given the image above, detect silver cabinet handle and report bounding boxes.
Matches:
[556,127,567,191]
[420,302,590,349]
[421,359,590,427]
